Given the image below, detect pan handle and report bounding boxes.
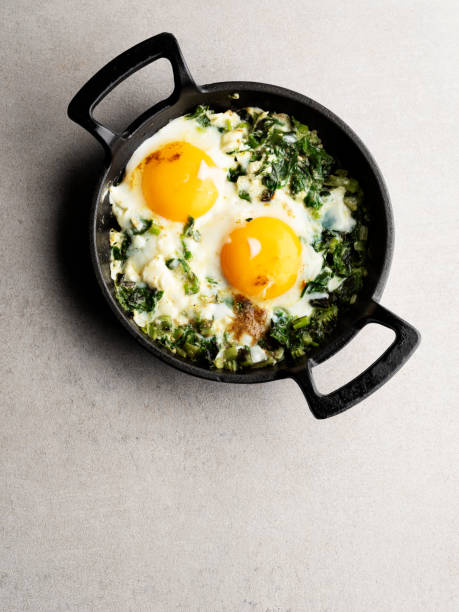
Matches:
[67,33,197,156]
[292,301,420,419]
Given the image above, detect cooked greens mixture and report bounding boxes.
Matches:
[109,105,368,371]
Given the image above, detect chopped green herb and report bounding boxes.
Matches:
[304,186,323,210]
[292,315,310,330]
[180,258,200,294]
[181,238,192,260]
[166,258,179,270]
[111,233,131,261]
[130,218,153,235]
[144,317,219,366]
[165,257,200,294]
[269,309,292,346]
[238,190,251,202]
[115,279,163,314]
[343,196,357,211]
[148,221,161,235]
[292,117,309,136]
[229,112,334,204]
[223,346,238,360]
[185,105,211,127]
[184,275,199,295]
[227,164,246,182]
[305,269,332,294]
[181,216,200,242]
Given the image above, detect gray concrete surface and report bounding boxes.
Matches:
[1,1,458,610]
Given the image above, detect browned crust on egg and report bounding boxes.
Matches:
[254,274,269,287]
[145,150,161,165]
[144,148,181,165]
[130,148,181,188]
[230,294,267,344]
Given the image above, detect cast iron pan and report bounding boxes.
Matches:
[68,33,420,419]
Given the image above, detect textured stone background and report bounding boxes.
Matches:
[1,1,458,610]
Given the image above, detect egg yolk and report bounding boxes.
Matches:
[220,217,301,300]
[141,141,218,222]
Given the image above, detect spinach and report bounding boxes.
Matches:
[130,218,153,235]
[226,110,335,206]
[144,317,219,366]
[181,239,192,260]
[115,280,163,314]
[290,170,308,196]
[268,308,320,359]
[173,217,200,263]
[261,188,275,202]
[112,218,159,262]
[165,258,179,270]
[237,108,256,126]
[304,186,323,210]
[308,305,338,342]
[269,309,292,346]
[238,190,251,202]
[181,216,200,242]
[183,267,200,294]
[303,268,332,295]
[312,229,337,253]
[335,268,365,303]
[111,233,131,261]
[292,117,309,136]
[331,241,351,276]
[148,222,161,235]
[166,257,199,295]
[185,105,211,127]
[227,164,246,182]
[324,170,359,192]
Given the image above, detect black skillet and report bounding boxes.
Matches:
[68,33,420,419]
